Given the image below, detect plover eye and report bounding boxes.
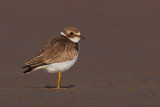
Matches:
[70,32,74,35]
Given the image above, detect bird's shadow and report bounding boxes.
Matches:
[32,85,75,89]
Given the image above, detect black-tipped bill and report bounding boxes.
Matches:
[80,36,85,40]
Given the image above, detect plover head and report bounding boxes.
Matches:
[60,27,85,43]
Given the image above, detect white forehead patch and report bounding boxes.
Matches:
[76,32,81,35]
[60,32,66,36]
[69,37,80,43]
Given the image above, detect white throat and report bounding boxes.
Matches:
[69,37,80,43]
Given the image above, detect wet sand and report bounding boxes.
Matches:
[0,0,160,107]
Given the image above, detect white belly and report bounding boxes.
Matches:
[34,57,78,73]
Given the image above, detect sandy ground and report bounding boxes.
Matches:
[0,0,160,107]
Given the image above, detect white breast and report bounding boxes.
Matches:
[34,56,78,73]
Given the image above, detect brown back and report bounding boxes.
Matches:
[25,35,79,68]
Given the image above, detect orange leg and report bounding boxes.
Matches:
[57,72,61,89]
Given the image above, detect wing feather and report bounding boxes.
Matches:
[23,35,79,68]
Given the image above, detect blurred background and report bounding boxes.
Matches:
[0,0,160,107]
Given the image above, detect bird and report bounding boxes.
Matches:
[22,27,85,89]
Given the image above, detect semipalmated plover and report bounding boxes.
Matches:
[23,27,85,89]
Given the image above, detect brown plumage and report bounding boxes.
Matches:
[23,35,79,73]
[22,27,85,89]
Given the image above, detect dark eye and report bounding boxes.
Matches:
[70,32,74,35]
